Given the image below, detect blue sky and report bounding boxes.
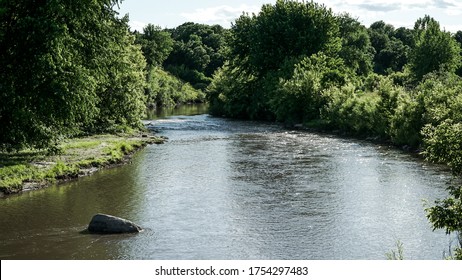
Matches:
[117,0,462,32]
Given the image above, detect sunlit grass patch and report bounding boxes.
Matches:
[0,134,164,195]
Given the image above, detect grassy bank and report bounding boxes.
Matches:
[0,133,165,196]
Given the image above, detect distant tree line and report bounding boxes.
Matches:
[134,22,228,107]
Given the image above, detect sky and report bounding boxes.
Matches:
[117,0,462,32]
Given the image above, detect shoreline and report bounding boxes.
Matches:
[0,133,166,197]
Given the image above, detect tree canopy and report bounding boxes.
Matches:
[163,22,228,90]
[0,0,146,150]
[135,24,173,68]
[410,16,461,80]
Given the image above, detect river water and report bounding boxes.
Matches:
[0,105,457,259]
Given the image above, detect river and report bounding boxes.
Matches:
[0,105,456,259]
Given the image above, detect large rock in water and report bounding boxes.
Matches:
[88,214,142,234]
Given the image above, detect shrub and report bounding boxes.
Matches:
[273,53,350,124]
[322,84,379,135]
[146,67,205,108]
[389,91,424,147]
[422,120,462,175]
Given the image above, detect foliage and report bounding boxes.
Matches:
[338,14,374,76]
[146,67,205,107]
[409,16,461,81]
[207,63,263,119]
[368,21,413,74]
[0,0,147,150]
[273,53,350,124]
[135,24,173,67]
[92,18,147,133]
[321,76,409,139]
[373,77,404,138]
[322,84,379,136]
[164,64,212,91]
[422,120,462,175]
[386,240,405,260]
[229,0,340,76]
[425,184,462,260]
[455,31,462,76]
[388,90,424,147]
[420,73,462,259]
[163,22,228,89]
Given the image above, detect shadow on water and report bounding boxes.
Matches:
[145,103,209,120]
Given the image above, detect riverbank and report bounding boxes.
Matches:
[0,132,166,197]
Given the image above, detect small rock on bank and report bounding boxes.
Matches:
[87,213,142,234]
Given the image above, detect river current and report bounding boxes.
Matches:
[0,106,456,259]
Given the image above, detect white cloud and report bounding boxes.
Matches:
[320,0,461,31]
[321,0,462,13]
[176,1,461,31]
[130,20,148,32]
[180,4,261,27]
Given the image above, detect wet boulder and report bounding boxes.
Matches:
[87,213,142,234]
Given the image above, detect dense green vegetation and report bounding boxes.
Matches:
[134,23,207,109]
[163,22,229,90]
[1,0,461,258]
[0,0,147,151]
[0,1,208,152]
[206,0,462,258]
[0,1,203,194]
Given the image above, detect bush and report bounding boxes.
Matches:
[146,67,205,107]
[389,91,424,147]
[373,77,403,138]
[207,63,264,119]
[425,184,462,260]
[322,84,379,135]
[272,53,350,124]
[422,120,462,175]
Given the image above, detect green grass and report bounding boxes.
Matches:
[0,134,164,195]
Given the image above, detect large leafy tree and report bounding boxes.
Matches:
[93,14,147,131]
[231,0,340,76]
[368,21,413,74]
[409,16,461,81]
[1,0,98,149]
[208,0,341,120]
[337,14,374,76]
[164,22,227,89]
[135,24,173,68]
[0,0,146,150]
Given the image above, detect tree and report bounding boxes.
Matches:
[368,21,412,74]
[237,0,340,75]
[0,0,146,150]
[426,183,462,259]
[135,24,173,68]
[409,16,461,81]
[93,15,147,131]
[337,14,374,76]
[163,22,227,89]
[208,0,342,120]
[376,39,410,73]
[0,0,99,150]
[455,31,462,76]
[393,27,415,48]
